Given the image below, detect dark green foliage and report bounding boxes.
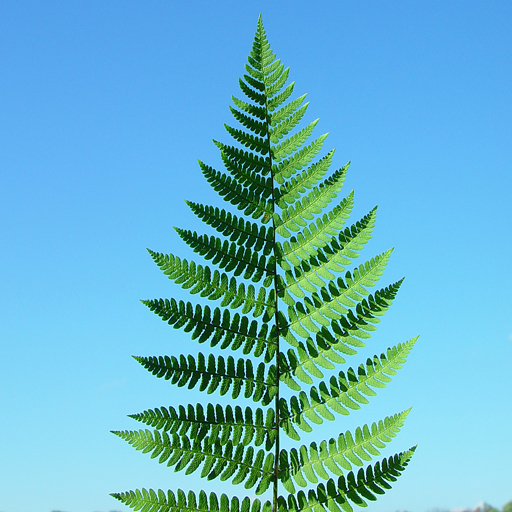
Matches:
[112,15,417,512]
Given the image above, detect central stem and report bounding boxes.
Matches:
[259,50,281,512]
[270,175,280,512]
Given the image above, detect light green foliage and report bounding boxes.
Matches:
[503,501,512,512]
[112,16,417,512]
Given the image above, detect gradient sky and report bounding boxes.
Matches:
[1,2,511,512]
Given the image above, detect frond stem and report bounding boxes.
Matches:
[256,35,282,512]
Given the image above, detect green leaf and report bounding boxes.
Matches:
[133,353,274,404]
[278,202,373,274]
[147,250,277,319]
[280,409,412,485]
[112,488,269,512]
[185,202,274,254]
[284,448,417,512]
[280,337,418,431]
[276,163,349,233]
[141,298,276,359]
[272,119,319,160]
[199,161,272,219]
[274,133,329,182]
[113,429,272,491]
[271,94,308,127]
[284,249,393,340]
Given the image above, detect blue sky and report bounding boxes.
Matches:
[1,1,511,512]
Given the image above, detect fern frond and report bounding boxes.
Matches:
[282,448,416,512]
[267,81,295,111]
[112,489,271,512]
[252,23,274,67]
[174,229,270,281]
[322,279,405,348]
[185,202,274,253]
[270,94,308,127]
[134,353,277,405]
[129,403,277,449]
[270,107,313,146]
[249,59,283,85]
[266,66,290,98]
[276,200,354,294]
[278,338,351,391]
[279,338,418,439]
[224,125,269,156]
[278,205,375,272]
[220,152,273,199]
[272,119,319,163]
[112,429,275,494]
[328,304,386,348]
[274,133,329,182]
[243,72,265,92]
[142,298,276,359]
[114,16,417,511]
[275,165,349,237]
[286,250,393,340]
[277,198,354,268]
[230,105,268,137]
[279,409,411,491]
[275,150,336,206]
[239,77,266,105]
[148,251,276,318]
[199,162,272,219]
[231,95,267,121]
[214,141,271,176]
[279,280,405,384]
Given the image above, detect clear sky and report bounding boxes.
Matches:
[1,1,511,512]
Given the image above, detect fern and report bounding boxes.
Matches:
[112,15,417,512]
